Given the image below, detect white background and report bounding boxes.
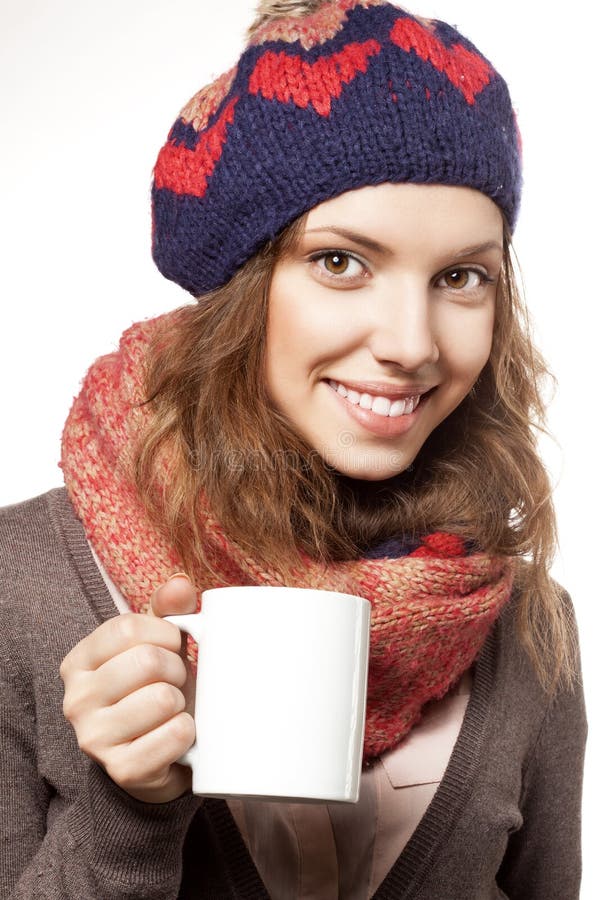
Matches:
[1,1,598,893]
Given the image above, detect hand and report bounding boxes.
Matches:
[60,574,198,803]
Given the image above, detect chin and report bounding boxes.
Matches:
[327,453,415,483]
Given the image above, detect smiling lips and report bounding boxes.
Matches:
[326,378,434,438]
[327,379,429,417]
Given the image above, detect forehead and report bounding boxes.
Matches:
[304,183,504,250]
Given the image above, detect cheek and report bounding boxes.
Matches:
[265,275,327,401]
[266,276,351,375]
[439,306,495,378]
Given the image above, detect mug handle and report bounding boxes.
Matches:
[164,613,204,768]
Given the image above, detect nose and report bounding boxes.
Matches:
[366,277,439,371]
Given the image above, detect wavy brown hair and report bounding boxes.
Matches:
[134,213,576,692]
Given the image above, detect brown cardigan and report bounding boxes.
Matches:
[0,488,587,899]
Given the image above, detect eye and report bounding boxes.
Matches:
[437,267,494,292]
[308,250,367,282]
[323,252,351,275]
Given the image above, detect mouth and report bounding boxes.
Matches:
[324,378,437,439]
[326,379,436,419]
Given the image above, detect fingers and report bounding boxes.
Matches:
[60,612,182,677]
[102,712,196,800]
[151,573,198,618]
[85,681,188,746]
[60,574,201,803]
[77,643,188,709]
[60,571,198,679]
[62,630,196,802]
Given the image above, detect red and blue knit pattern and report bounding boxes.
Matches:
[152,0,522,295]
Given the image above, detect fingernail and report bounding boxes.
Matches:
[167,572,191,582]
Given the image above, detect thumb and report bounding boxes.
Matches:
[150,573,198,618]
[150,573,198,718]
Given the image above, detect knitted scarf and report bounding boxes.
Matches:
[61,312,514,760]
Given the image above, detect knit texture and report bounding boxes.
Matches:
[0,490,586,897]
[151,0,522,295]
[60,311,514,760]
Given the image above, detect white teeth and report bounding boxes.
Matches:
[372,396,391,415]
[329,380,423,418]
[389,399,406,417]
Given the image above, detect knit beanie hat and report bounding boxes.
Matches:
[152,0,522,296]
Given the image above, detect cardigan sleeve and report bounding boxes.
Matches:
[0,669,200,900]
[0,490,208,899]
[0,605,201,900]
[495,640,587,899]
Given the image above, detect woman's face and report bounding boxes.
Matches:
[265,182,503,481]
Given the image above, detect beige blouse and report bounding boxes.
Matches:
[227,672,471,899]
[91,545,471,899]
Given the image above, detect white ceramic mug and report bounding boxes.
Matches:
[165,585,370,803]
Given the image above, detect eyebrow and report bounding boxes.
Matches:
[304,226,392,255]
[303,226,503,259]
[452,240,503,258]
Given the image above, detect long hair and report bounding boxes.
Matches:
[134,213,576,692]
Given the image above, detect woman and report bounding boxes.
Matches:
[0,1,586,898]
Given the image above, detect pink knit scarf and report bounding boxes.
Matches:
[61,313,514,760]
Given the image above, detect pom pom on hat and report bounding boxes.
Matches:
[247,1,326,38]
[152,0,522,296]
[253,0,324,16]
